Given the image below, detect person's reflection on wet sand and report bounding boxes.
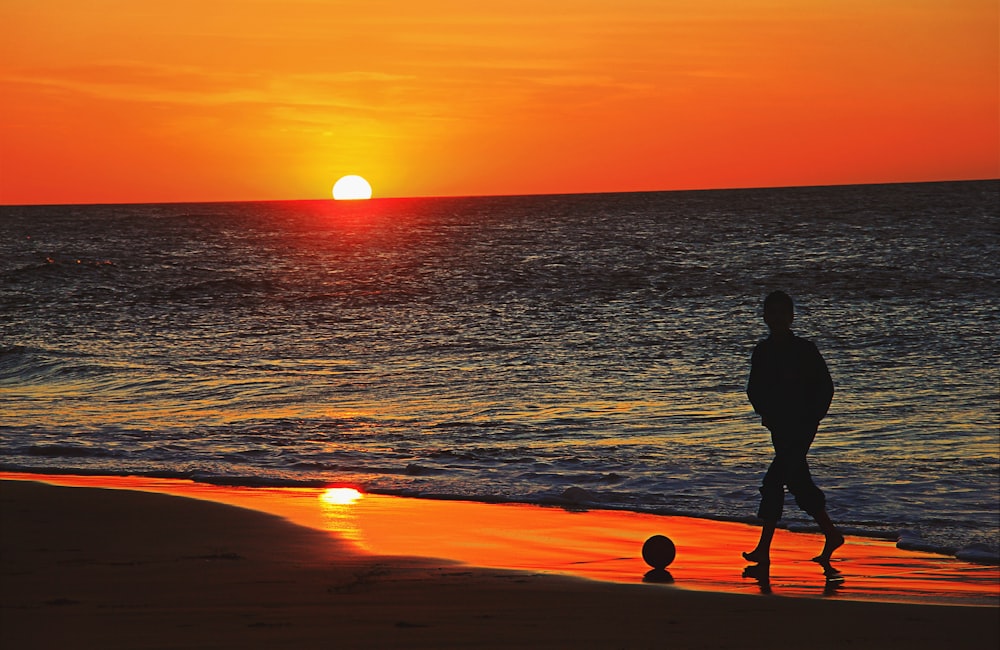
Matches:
[742,558,845,596]
[742,562,772,594]
[817,557,846,596]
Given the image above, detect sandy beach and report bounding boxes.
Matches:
[2,476,998,649]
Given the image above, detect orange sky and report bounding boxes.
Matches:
[1,0,998,204]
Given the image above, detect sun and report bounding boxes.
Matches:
[332,175,373,200]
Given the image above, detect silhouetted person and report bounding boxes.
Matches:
[743,291,843,566]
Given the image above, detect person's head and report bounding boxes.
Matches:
[762,291,794,333]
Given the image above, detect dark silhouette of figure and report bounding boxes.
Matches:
[743,291,844,566]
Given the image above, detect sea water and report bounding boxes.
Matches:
[2,181,997,561]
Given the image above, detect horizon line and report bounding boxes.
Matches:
[2,176,997,209]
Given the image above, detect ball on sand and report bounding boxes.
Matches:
[642,534,676,569]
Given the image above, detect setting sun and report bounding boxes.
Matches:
[332,175,373,201]
[1,2,996,204]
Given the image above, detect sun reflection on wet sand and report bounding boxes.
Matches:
[320,487,363,505]
[3,473,996,606]
[317,487,365,546]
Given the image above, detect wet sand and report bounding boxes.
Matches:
[2,474,997,648]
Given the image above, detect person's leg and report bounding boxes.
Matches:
[811,509,844,562]
[744,456,785,564]
[743,518,777,564]
[784,453,843,561]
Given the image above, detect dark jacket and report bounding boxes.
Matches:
[747,332,834,431]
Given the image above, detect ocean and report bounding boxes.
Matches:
[2,181,997,562]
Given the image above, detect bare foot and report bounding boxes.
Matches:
[742,549,770,564]
[812,530,844,563]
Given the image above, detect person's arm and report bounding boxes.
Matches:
[747,344,771,425]
[810,344,834,422]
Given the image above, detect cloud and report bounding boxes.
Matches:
[0,62,427,120]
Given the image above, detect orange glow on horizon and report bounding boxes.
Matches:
[1,1,997,205]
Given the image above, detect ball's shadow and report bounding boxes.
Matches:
[643,568,674,583]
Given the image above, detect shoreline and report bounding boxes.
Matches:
[3,467,991,563]
[3,472,997,606]
[2,476,998,649]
